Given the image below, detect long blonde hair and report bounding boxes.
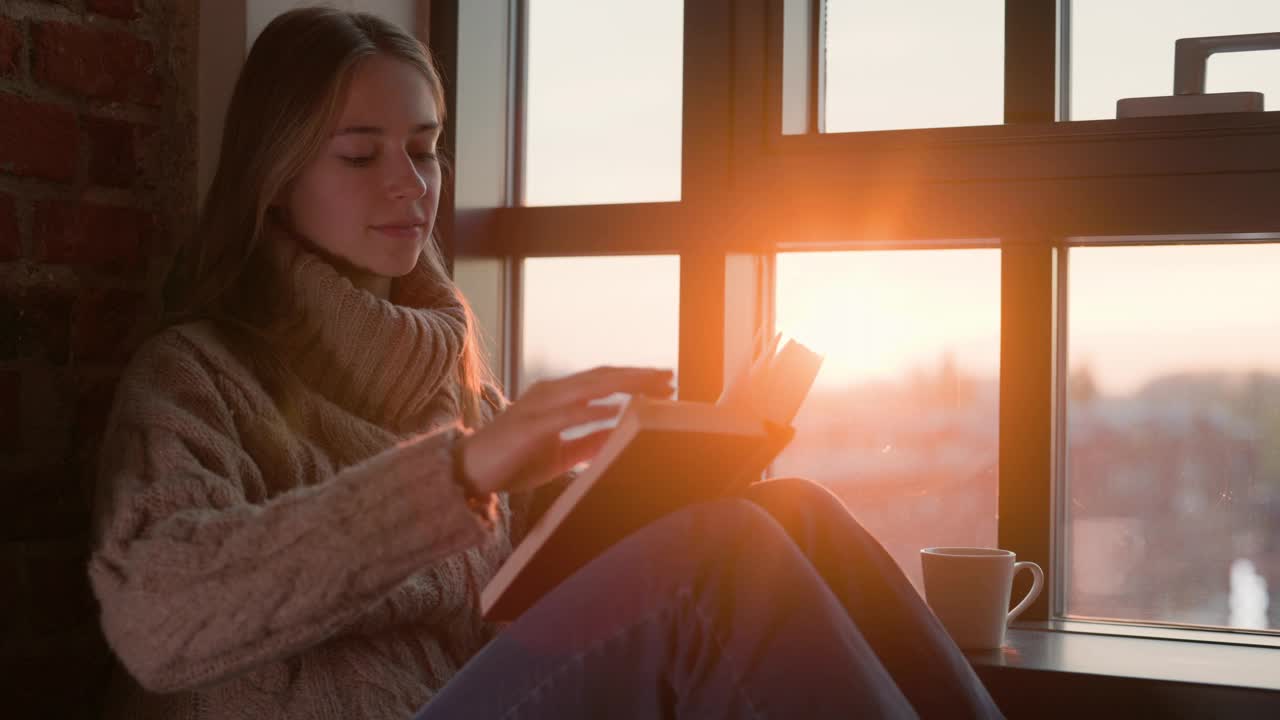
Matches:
[163,6,496,428]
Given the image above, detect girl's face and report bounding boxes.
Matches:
[279,53,442,293]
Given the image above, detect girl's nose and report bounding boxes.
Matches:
[388,153,429,199]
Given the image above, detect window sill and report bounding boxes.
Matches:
[965,623,1280,718]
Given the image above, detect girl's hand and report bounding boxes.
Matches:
[458,366,675,495]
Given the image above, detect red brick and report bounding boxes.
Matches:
[33,22,159,106]
[2,466,89,541]
[34,201,146,270]
[0,193,18,260]
[0,285,72,363]
[0,93,79,182]
[0,17,21,78]
[84,115,137,188]
[72,287,145,362]
[0,369,19,452]
[88,0,139,20]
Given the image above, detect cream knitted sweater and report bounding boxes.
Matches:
[89,237,515,718]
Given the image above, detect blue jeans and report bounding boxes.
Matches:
[417,478,1004,719]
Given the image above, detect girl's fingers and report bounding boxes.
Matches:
[556,428,615,472]
[542,367,673,407]
[545,401,620,433]
[632,379,676,399]
[492,366,675,489]
[507,426,617,492]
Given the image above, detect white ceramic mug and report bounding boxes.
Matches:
[920,547,1044,650]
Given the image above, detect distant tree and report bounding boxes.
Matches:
[1069,364,1101,404]
[936,352,976,409]
[937,353,959,409]
[903,352,977,411]
[1239,372,1280,496]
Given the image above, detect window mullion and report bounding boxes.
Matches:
[678,253,727,402]
[507,0,528,207]
[504,257,523,396]
[997,0,1058,623]
[999,242,1058,622]
[1004,0,1057,124]
[679,0,739,400]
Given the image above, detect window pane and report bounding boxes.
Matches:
[524,0,683,205]
[520,256,680,391]
[773,250,1001,593]
[1065,244,1280,631]
[1068,1,1280,120]
[823,0,1004,133]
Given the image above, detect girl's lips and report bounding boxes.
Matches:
[370,224,424,239]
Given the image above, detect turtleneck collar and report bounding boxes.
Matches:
[264,225,467,432]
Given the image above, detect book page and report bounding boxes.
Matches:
[758,338,823,427]
[716,331,782,414]
[716,332,823,426]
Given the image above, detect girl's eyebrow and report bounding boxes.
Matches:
[332,121,440,137]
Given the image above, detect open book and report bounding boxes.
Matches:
[481,335,824,621]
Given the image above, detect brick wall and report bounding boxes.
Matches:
[0,0,196,714]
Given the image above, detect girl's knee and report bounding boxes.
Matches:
[654,498,820,587]
[666,497,786,542]
[746,476,846,516]
[754,476,832,498]
[631,497,797,569]
[743,477,879,545]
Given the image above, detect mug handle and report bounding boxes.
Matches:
[1007,561,1045,625]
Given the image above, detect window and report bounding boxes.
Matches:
[520,256,680,391]
[523,0,684,205]
[1065,242,1280,631]
[446,0,1280,653]
[823,0,1004,132]
[1066,0,1280,120]
[774,249,1001,591]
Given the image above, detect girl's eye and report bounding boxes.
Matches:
[340,153,435,166]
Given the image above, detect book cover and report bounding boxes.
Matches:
[481,336,822,621]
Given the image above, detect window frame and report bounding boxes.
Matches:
[432,0,1280,639]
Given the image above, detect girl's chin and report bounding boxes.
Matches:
[322,247,420,284]
[383,254,420,278]
[357,256,418,282]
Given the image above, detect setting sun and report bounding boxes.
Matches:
[775,250,1002,387]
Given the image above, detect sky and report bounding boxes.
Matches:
[518,0,1280,397]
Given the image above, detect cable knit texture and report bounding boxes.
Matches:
[89,232,514,719]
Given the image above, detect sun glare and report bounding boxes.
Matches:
[775,250,1002,387]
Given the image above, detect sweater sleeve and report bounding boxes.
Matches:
[477,382,574,547]
[88,333,493,694]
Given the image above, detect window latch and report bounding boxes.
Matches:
[1116,31,1280,118]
